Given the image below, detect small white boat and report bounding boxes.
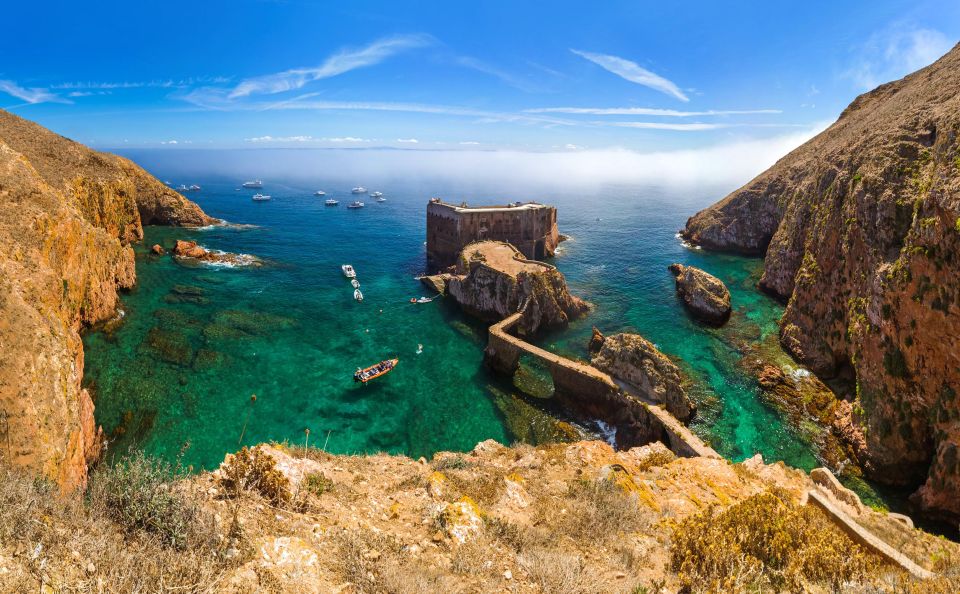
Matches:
[416,344,423,355]
[189,184,201,191]
[376,197,386,203]
[314,190,326,196]
[351,186,367,194]
[354,288,364,302]
[176,184,189,191]
[351,279,360,288]
[371,191,383,198]
[242,180,263,189]
[347,201,364,209]
[342,264,357,278]
[252,193,271,201]
[164,180,172,186]
[325,198,339,206]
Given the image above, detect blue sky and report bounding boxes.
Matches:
[1,0,957,152]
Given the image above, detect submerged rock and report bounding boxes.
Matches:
[668,264,732,326]
[590,332,694,422]
[444,240,589,334]
[141,326,195,367]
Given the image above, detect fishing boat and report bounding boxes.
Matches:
[251,193,271,201]
[325,198,339,206]
[353,288,364,302]
[351,186,367,194]
[351,279,360,288]
[347,201,364,209]
[242,180,263,189]
[314,190,326,196]
[354,358,398,383]
[341,264,356,278]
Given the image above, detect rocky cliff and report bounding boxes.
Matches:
[0,110,213,491]
[442,241,589,334]
[682,45,960,522]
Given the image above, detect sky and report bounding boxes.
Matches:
[1,0,958,155]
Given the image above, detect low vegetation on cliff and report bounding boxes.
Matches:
[2,441,957,593]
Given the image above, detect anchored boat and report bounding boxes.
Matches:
[354,288,364,302]
[354,358,398,383]
[342,264,356,278]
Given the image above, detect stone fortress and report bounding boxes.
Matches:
[425,197,560,269]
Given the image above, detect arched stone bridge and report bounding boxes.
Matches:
[484,311,718,459]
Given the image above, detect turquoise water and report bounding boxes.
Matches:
[83,161,819,472]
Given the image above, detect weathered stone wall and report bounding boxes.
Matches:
[426,200,559,269]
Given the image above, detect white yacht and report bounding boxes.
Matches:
[176,184,189,191]
[351,279,360,288]
[353,288,364,302]
[324,198,339,206]
[376,196,386,203]
[371,191,383,198]
[251,193,271,201]
[188,184,201,191]
[314,190,326,196]
[347,201,364,209]
[341,264,357,278]
[242,180,263,189]
[351,186,367,194]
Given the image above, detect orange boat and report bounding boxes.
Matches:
[354,358,398,383]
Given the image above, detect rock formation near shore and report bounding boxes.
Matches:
[668,263,732,325]
[0,110,213,491]
[443,240,589,334]
[682,44,960,523]
[589,330,695,421]
[172,239,261,267]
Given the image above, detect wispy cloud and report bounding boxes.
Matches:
[454,56,539,92]
[459,141,481,145]
[228,34,432,98]
[844,24,952,90]
[51,77,231,90]
[610,122,727,131]
[0,79,69,104]
[570,49,688,102]
[525,107,781,116]
[246,135,317,142]
[396,138,419,143]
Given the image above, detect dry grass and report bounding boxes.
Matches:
[331,529,452,593]
[0,464,236,593]
[218,446,291,506]
[531,478,654,543]
[669,490,886,593]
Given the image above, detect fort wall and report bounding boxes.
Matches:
[426,199,559,269]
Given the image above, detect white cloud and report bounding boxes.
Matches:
[160,140,179,145]
[564,144,581,150]
[396,138,419,143]
[844,25,952,89]
[610,122,727,131]
[324,137,370,143]
[570,49,688,101]
[459,141,480,145]
[455,56,538,92]
[525,107,781,117]
[0,79,69,104]
[228,34,432,98]
[52,77,231,90]
[245,135,317,142]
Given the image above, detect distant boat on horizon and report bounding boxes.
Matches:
[188,184,201,191]
[242,180,263,189]
[347,201,364,209]
[351,186,367,194]
[251,193,271,201]
[371,191,383,198]
[325,198,339,206]
[314,190,326,196]
[176,184,189,192]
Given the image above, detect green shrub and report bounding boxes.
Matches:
[89,449,203,550]
[303,472,335,496]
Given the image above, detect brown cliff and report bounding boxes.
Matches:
[0,110,213,491]
[444,241,588,334]
[682,45,960,523]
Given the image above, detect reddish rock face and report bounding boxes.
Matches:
[172,239,260,267]
[0,110,211,492]
[682,44,960,522]
[150,244,165,255]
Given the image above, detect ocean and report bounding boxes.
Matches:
[82,150,821,475]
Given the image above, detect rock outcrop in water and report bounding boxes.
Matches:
[682,44,960,523]
[172,239,260,267]
[0,110,212,491]
[589,330,695,421]
[668,263,732,325]
[443,240,588,334]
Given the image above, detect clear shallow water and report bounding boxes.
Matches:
[83,170,818,472]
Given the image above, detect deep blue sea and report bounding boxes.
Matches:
[82,149,821,475]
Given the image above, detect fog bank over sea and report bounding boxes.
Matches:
[112,123,825,193]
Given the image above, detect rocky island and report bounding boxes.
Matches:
[668,263,732,326]
[683,44,960,524]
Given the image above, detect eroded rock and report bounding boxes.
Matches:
[668,263,731,326]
